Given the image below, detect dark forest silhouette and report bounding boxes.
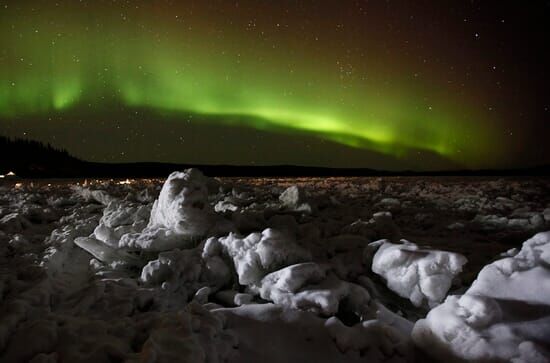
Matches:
[0,135,548,178]
[0,136,80,176]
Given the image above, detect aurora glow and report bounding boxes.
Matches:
[1,1,548,169]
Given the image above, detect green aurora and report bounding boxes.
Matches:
[0,2,502,168]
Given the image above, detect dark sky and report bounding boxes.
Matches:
[1,0,549,170]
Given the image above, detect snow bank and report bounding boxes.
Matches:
[372,240,467,307]
[412,231,550,362]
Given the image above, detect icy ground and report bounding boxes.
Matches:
[1,171,549,362]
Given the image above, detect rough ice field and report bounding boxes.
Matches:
[1,171,549,362]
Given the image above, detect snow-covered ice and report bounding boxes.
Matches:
[0,173,549,362]
[412,231,550,362]
[372,240,467,307]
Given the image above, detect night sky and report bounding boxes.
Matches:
[1,1,549,170]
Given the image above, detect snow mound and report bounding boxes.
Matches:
[412,231,550,363]
[203,228,311,289]
[372,240,467,307]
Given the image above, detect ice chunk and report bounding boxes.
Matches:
[149,169,214,237]
[279,185,312,212]
[119,170,216,251]
[204,228,311,288]
[73,186,115,205]
[259,262,371,316]
[74,236,140,268]
[412,231,550,362]
[93,201,150,247]
[139,248,231,304]
[342,212,400,240]
[371,240,467,307]
[377,197,401,210]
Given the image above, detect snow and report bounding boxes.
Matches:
[93,201,150,248]
[372,240,467,307]
[259,263,371,316]
[203,228,311,288]
[279,185,313,212]
[412,231,550,362]
[214,303,413,363]
[1,173,549,362]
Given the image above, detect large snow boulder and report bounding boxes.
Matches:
[119,170,217,251]
[149,169,213,235]
[139,247,231,307]
[203,228,311,289]
[279,186,312,212]
[371,240,467,307]
[412,231,550,362]
[93,201,151,248]
[259,262,371,317]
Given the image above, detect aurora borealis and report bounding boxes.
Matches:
[1,1,549,170]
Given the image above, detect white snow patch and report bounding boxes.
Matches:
[203,228,311,289]
[412,231,550,362]
[372,240,467,307]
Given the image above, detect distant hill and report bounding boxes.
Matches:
[0,136,82,177]
[0,136,549,178]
